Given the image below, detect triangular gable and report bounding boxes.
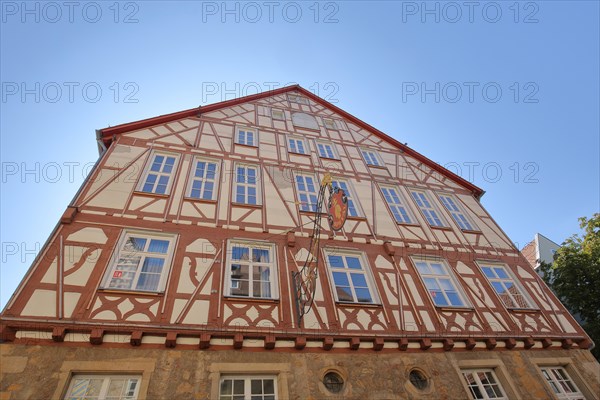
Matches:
[98,85,484,198]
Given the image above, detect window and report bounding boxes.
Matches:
[381,186,413,224]
[102,231,176,293]
[438,194,476,230]
[288,94,308,104]
[410,190,447,227]
[413,258,468,307]
[226,241,277,299]
[331,179,360,217]
[360,149,383,167]
[64,375,141,400]
[325,250,377,304]
[409,369,429,391]
[540,367,585,400]
[236,127,257,147]
[187,158,219,200]
[139,152,178,195]
[219,376,277,400]
[479,263,531,309]
[235,164,260,205]
[323,118,337,130]
[271,108,284,120]
[317,142,338,159]
[295,174,319,212]
[287,137,307,155]
[323,372,344,394]
[462,369,508,400]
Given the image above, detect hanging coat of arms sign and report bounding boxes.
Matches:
[327,186,348,231]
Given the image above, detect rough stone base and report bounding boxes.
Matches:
[1,343,598,399]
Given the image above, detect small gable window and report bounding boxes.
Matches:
[271,108,285,120]
[139,151,179,195]
[361,149,383,167]
[236,127,258,147]
[317,141,338,159]
[288,136,307,155]
[323,118,337,130]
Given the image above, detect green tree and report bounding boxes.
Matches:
[540,213,600,359]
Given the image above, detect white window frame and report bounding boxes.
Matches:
[64,374,141,400]
[271,108,285,120]
[316,141,339,159]
[234,163,261,205]
[137,151,179,195]
[411,257,470,308]
[288,94,309,105]
[461,369,508,400]
[438,193,478,231]
[477,262,534,309]
[235,126,258,147]
[380,185,415,224]
[219,375,278,400]
[287,136,308,155]
[410,189,448,227]
[186,156,220,201]
[324,248,379,304]
[101,230,177,293]
[323,118,337,130]
[540,366,586,400]
[295,173,320,212]
[225,240,278,299]
[360,148,384,167]
[331,178,362,218]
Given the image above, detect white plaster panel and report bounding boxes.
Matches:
[63,292,81,318]
[152,125,171,135]
[182,300,210,325]
[64,249,101,287]
[419,310,435,331]
[181,119,200,128]
[67,227,108,244]
[187,238,217,254]
[21,289,56,317]
[41,257,58,284]
[124,129,157,140]
[231,207,261,224]
[375,255,393,270]
[171,299,187,323]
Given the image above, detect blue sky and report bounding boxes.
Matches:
[1,1,598,308]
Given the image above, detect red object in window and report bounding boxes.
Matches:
[113,271,123,278]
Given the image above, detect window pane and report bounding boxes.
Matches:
[350,273,368,288]
[148,239,169,253]
[346,257,362,270]
[233,380,245,394]
[336,286,353,302]
[328,255,344,268]
[124,237,147,252]
[251,380,262,394]
[355,288,373,303]
[232,246,249,261]
[332,272,349,287]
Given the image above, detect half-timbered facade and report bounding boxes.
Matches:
[1,85,598,400]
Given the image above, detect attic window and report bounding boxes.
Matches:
[288,94,309,105]
[235,127,258,147]
[291,112,319,130]
[323,118,336,130]
[271,108,285,120]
